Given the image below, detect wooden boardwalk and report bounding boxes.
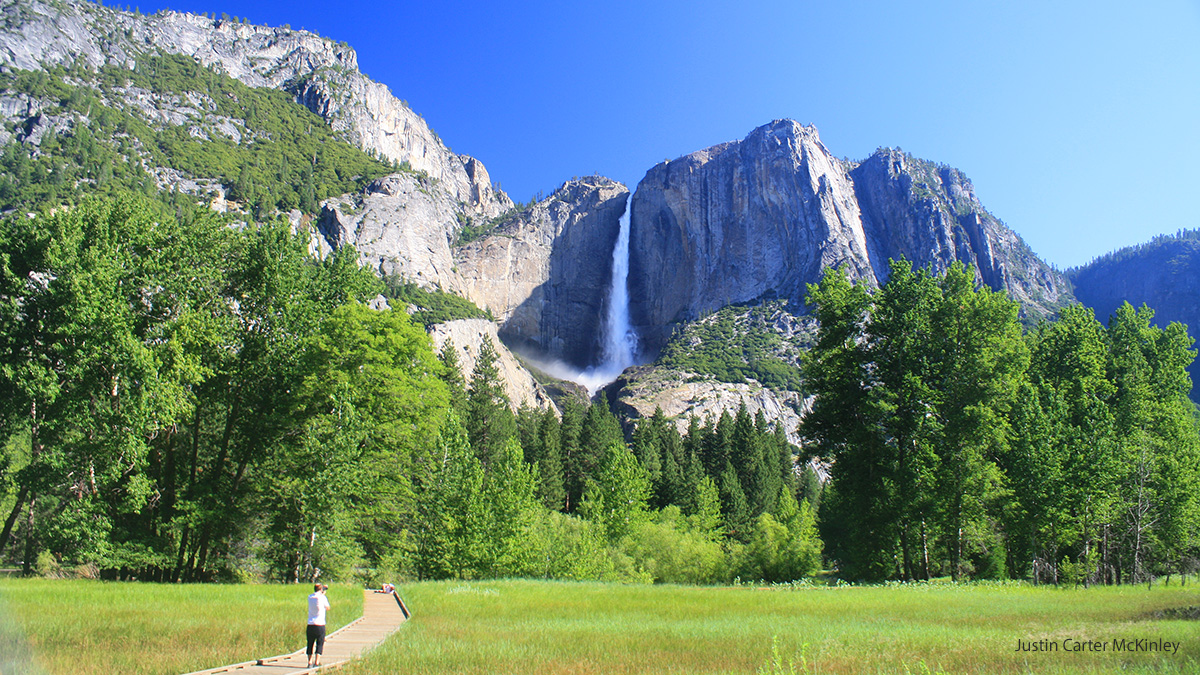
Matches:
[180,590,410,675]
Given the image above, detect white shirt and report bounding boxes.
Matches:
[307,592,330,626]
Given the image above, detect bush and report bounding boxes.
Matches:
[657,301,805,390]
[740,497,823,583]
[624,507,729,584]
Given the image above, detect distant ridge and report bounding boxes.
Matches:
[1069,229,1200,401]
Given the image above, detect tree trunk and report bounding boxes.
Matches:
[172,528,190,582]
[901,522,914,581]
[0,485,29,556]
[920,520,931,581]
[21,495,35,576]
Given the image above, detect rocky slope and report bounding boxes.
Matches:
[0,0,510,217]
[427,319,558,412]
[628,119,1072,353]
[1069,232,1200,400]
[605,365,808,445]
[316,175,630,367]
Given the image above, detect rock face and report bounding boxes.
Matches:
[1069,235,1200,401]
[426,319,557,413]
[851,149,1066,316]
[316,175,630,368]
[629,119,1072,353]
[455,177,629,366]
[605,366,808,445]
[0,0,510,217]
[315,174,466,291]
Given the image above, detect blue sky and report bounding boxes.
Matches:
[129,0,1200,269]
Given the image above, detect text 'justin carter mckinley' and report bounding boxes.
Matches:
[1016,638,1180,654]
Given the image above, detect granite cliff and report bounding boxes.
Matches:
[4,1,1104,428]
[315,175,629,369]
[628,119,1072,353]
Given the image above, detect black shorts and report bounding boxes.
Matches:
[306,624,327,655]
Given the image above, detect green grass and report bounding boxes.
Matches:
[338,579,1200,675]
[2,579,1198,674]
[0,580,362,675]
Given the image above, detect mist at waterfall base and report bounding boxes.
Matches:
[523,198,640,396]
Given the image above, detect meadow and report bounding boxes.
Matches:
[344,580,1200,675]
[0,579,361,675]
[1,578,1198,674]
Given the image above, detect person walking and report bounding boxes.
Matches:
[306,583,330,668]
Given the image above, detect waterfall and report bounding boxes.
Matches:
[599,195,638,371]
[516,195,638,395]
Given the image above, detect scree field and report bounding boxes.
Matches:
[2,578,1199,674]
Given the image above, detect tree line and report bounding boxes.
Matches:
[0,195,820,584]
[803,260,1200,584]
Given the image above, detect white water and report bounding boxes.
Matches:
[535,196,638,395]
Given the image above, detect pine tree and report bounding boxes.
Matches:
[535,407,566,511]
[559,397,585,512]
[688,475,723,541]
[575,394,624,501]
[438,339,468,417]
[718,462,751,540]
[466,335,516,467]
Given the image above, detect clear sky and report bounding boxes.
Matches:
[128,0,1200,269]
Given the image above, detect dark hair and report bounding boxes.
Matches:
[313,583,322,592]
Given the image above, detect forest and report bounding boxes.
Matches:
[0,196,1197,586]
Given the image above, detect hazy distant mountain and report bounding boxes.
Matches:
[1069,230,1200,401]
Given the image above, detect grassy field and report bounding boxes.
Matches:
[0,579,361,675]
[0,578,1197,674]
[341,579,1200,675]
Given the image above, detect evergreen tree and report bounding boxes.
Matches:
[718,462,751,540]
[730,405,762,508]
[688,475,724,542]
[579,442,651,543]
[535,407,566,511]
[798,464,823,519]
[631,418,663,493]
[559,397,585,512]
[438,339,468,417]
[774,422,800,500]
[466,335,516,467]
[575,394,624,498]
[516,404,542,465]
